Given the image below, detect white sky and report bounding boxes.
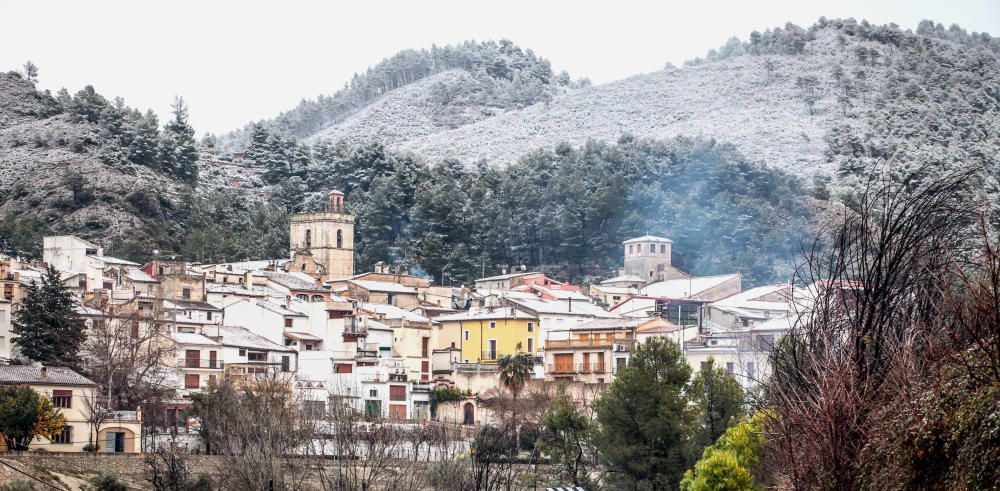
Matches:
[1,0,997,135]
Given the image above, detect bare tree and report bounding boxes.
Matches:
[763,164,979,489]
[195,376,319,491]
[79,299,176,410]
[81,391,109,452]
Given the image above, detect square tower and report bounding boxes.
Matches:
[289,190,355,279]
[623,235,685,282]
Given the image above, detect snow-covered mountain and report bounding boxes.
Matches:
[250,19,998,184]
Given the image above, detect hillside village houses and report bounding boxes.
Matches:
[0,187,800,452]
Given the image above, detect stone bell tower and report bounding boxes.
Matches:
[289,190,355,279]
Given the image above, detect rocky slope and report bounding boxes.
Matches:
[0,72,182,249]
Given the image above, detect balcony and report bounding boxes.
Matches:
[545,338,635,350]
[547,363,609,375]
[181,358,222,369]
[481,351,498,362]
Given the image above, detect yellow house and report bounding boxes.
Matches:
[437,307,538,363]
[0,366,143,453]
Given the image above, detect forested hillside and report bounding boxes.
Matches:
[235,131,821,286]
[0,71,194,255]
[2,17,996,287]
[240,19,999,187]
[221,40,578,150]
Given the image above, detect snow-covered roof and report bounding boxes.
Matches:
[435,307,536,322]
[357,302,431,323]
[476,271,537,282]
[590,285,638,295]
[348,280,417,294]
[641,274,740,299]
[563,317,650,331]
[623,235,672,244]
[256,300,308,317]
[710,284,792,312]
[219,325,292,351]
[88,255,139,266]
[284,331,322,342]
[163,299,220,312]
[600,274,644,285]
[207,259,288,273]
[264,271,327,292]
[172,332,220,346]
[124,268,158,283]
[516,284,591,301]
[506,298,618,318]
[207,285,262,296]
[0,366,96,387]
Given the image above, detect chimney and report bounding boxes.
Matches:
[40,366,47,381]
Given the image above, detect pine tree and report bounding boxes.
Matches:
[162,96,199,183]
[688,358,745,457]
[12,266,87,366]
[593,337,694,489]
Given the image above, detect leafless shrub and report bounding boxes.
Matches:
[763,164,980,489]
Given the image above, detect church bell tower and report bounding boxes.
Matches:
[289,190,355,279]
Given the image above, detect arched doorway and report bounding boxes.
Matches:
[463,402,475,426]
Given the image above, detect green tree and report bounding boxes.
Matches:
[0,386,66,450]
[12,265,87,366]
[681,413,767,491]
[593,337,693,489]
[497,342,533,400]
[689,358,745,456]
[680,451,753,491]
[538,386,592,486]
[161,96,199,183]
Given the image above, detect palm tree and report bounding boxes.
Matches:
[497,342,533,400]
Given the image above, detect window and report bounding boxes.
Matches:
[649,244,656,253]
[747,362,756,380]
[421,360,429,372]
[284,318,293,328]
[239,349,246,356]
[421,337,429,358]
[660,244,666,254]
[527,337,534,353]
[182,288,191,299]
[487,339,497,360]
[628,244,633,254]
[489,321,496,329]
[312,295,324,302]
[389,385,406,401]
[52,390,72,408]
[305,344,314,351]
[185,374,200,389]
[336,229,343,249]
[527,322,534,332]
[463,331,469,340]
[726,362,734,374]
[206,311,213,321]
[281,356,291,372]
[51,425,72,444]
[386,294,395,305]
[369,388,378,397]
[296,294,308,302]
[247,351,266,361]
[305,229,312,248]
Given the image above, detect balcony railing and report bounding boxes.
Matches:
[182,358,222,369]
[547,363,609,374]
[344,324,368,336]
[481,351,498,362]
[545,338,635,349]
